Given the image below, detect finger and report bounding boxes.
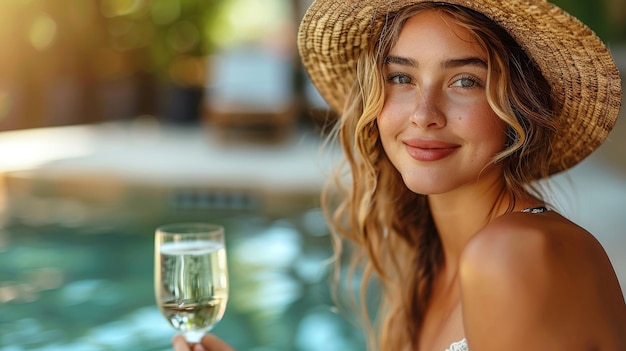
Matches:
[200,334,235,351]
[192,344,207,351]
[172,334,191,351]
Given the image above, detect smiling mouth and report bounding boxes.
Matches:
[404,142,460,161]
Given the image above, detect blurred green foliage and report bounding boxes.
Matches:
[552,0,623,42]
[98,0,225,83]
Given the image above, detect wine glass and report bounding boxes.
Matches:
[154,223,229,343]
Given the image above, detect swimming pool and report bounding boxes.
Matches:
[0,207,366,351]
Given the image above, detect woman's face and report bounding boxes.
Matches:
[377,10,507,195]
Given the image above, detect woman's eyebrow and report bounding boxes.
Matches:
[441,57,487,69]
[385,55,487,69]
[385,55,417,67]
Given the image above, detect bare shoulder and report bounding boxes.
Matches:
[459,210,626,350]
[461,210,607,278]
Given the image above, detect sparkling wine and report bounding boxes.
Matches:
[161,297,224,331]
[156,240,228,334]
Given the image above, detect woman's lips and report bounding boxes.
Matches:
[403,139,460,161]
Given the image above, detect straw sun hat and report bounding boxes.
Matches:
[297,0,622,175]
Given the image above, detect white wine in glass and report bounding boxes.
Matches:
[154,223,229,343]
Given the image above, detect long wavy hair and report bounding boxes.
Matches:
[320,3,560,351]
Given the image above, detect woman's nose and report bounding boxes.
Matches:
[410,88,446,129]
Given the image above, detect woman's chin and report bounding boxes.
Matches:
[402,180,448,196]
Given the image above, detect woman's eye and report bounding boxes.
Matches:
[387,73,412,85]
[451,76,480,88]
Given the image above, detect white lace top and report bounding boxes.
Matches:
[445,338,468,351]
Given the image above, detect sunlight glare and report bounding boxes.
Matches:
[0,126,95,172]
[209,0,289,48]
[28,13,56,51]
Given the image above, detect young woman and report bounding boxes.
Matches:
[174,1,625,350]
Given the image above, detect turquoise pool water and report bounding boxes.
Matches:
[0,209,365,351]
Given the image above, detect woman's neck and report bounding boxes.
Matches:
[427,172,511,272]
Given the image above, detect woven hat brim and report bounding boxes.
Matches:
[297,0,622,175]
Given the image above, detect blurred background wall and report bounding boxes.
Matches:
[0,0,323,134]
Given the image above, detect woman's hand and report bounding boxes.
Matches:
[172,334,235,351]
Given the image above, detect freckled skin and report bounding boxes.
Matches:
[377,11,507,197]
